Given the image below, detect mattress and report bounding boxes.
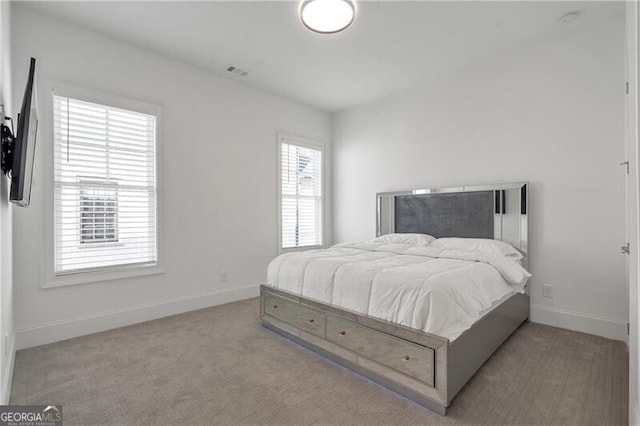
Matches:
[266,241,531,341]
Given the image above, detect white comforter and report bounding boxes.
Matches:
[266,242,531,341]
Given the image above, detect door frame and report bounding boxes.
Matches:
[625,2,639,425]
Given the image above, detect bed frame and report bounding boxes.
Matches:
[261,183,529,415]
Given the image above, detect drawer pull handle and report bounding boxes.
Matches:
[403,355,410,361]
[308,319,315,323]
[272,305,278,309]
[339,331,346,336]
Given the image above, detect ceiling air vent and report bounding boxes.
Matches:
[226,66,248,77]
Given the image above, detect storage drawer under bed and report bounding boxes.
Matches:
[263,293,326,337]
[262,291,436,388]
[326,316,435,387]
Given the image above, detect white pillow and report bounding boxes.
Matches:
[372,233,436,246]
[430,238,523,260]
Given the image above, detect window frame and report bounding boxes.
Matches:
[42,82,164,289]
[277,131,326,254]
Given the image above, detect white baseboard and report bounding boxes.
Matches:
[530,304,627,342]
[16,285,259,350]
[1,334,15,404]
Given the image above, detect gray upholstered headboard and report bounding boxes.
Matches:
[394,191,494,239]
[377,183,528,257]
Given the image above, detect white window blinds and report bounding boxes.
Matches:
[53,94,158,274]
[280,140,323,249]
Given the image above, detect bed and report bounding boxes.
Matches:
[260,183,530,415]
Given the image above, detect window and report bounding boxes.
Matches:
[279,136,323,249]
[79,182,118,245]
[53,93,158,275]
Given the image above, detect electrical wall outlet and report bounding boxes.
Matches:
[220,271,228,283]
[543,284,554,298]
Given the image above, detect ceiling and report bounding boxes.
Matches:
[19,1,625,112]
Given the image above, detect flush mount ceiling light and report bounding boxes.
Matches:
[300,0,356,34]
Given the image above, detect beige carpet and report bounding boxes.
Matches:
[11,298,628,425]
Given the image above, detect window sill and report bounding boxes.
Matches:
[43,263,164,289]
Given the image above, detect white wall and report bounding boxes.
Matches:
[0,0,15,404]
[11,6,331,349]
[332,17,627,341]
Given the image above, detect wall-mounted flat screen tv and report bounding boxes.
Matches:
[10,57,38,206]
